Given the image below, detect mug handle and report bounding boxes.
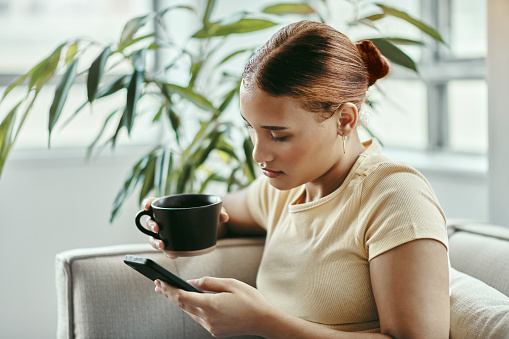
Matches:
[135,210,160,239]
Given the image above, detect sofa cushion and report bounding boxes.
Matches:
[450,267,509,338]
[448,223,509,297]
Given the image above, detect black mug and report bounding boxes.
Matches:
[135,194,222,257]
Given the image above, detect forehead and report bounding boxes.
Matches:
[240,85,308,123]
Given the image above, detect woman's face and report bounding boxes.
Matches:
[239,85,343,191]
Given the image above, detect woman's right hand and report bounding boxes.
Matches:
[142,197,230,259]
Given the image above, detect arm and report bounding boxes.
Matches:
[154,238,449,338]
[370,239,450,338]
[218,187,266,238]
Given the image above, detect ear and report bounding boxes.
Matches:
[336,102,359,137]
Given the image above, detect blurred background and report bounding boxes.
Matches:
[1,0,506,338]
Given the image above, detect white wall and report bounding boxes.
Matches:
[0,147,149,339]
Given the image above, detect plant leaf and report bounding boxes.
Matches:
[193,18,277,38]
[199,172,226,193]
[110,112,125,148]
[154,148,170,197]
[110,153,150,223]
[159,5,196,18]
[139,155,156,205]
[384,37,425,46]
[87,46,111,102]
[167,106,181,143]
[189,60,204,88]
[375,4,445,43]
[124,70,143,134]
[1,73,29,102]
[368,38,418,73]
[217,136,238,161]
[164,83,217,112]
[177,163,193,193]
[65,42,78,65]
[153,105,164,122]
[218,84,238,113]
[243,137,256,181]
[86,109,119,160]
[48,58,79,143]
[202,0,216,27]
[97,75,129,99]
[0,100,22,177]
[182,121,218,160]
[13,91,39,142]
[194,130,221,166]
[118,14,153,51]
[364,13,385,21]
[2,43,65,102]
[164,152,174,195]
[116,33,155,53]
[29,43,65,91]
[219,49,249,65]
[262,3,315,15]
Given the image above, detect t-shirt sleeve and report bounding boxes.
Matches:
[359,163,449,261]
[246,176,271,229]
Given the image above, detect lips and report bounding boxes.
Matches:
[261,167,283,178]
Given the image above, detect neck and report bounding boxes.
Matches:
[303,131,366,203]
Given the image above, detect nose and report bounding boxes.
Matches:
[251,133,274,165]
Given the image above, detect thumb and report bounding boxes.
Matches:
[189,276,236,293]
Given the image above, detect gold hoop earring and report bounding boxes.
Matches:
[342,135,346,154]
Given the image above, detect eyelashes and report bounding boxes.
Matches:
[244,123,288,142]
[271,135,288,142]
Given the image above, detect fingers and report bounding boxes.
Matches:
[190,276,237,293]
[163,250,179,259]
[155,280,209,311]
[142,197,158,211]
[219,207,229,224]
[149,236,165,250]
[146,219,159,233]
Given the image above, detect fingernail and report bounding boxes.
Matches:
[155,286,162,294]
[154,279,161,287]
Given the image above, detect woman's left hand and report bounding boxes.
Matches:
[154,277,276,338]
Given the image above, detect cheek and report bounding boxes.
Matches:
[287,132,338,164]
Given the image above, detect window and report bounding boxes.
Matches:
[349,0,487,154]
[0,0,158,149]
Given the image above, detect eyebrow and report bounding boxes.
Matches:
[240,112,289,131]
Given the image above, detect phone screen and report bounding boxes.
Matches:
[124,255,203,293]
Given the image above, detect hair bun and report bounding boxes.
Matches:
[356,40,390,86]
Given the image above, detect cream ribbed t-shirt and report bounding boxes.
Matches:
[246,138,449,333]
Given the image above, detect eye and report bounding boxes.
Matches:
[271,135,288,142]
[244,122,253,130]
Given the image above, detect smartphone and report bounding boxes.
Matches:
[124,254,204,293]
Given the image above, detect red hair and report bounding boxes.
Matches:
[242,20,389,118]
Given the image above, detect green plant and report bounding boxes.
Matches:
[0,1,443,222]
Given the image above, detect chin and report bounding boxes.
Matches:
[267,177,299,191]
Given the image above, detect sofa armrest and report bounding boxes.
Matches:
[55,238,265,339]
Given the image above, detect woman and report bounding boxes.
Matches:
[144,20,450,338]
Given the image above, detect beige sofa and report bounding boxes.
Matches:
[55,221,509,338]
